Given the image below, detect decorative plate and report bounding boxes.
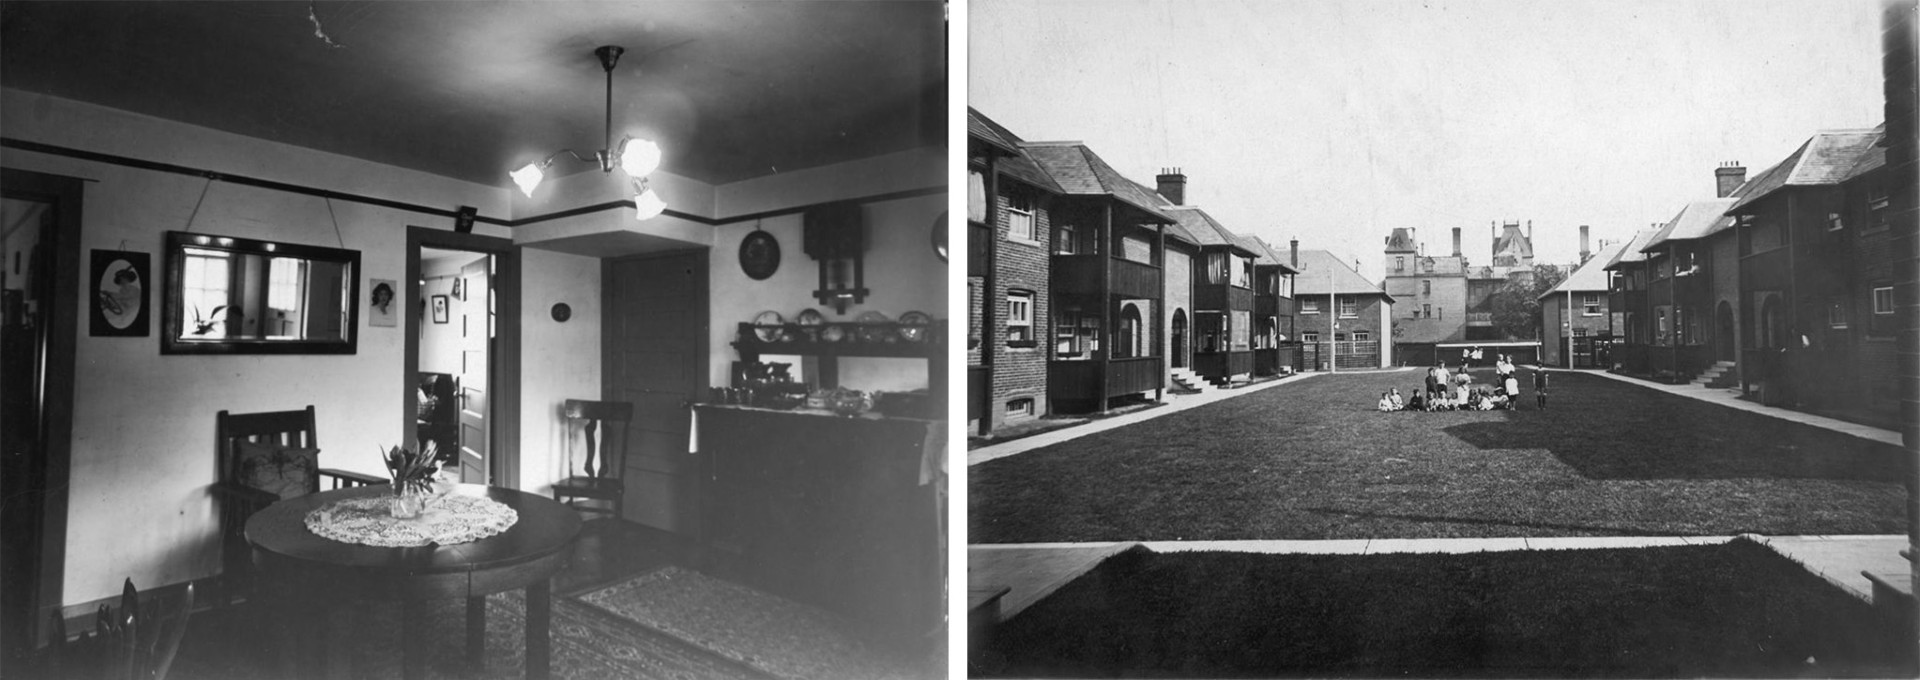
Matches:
[739,230,780,280]
[752,310,784,342]
[796,308,825,325]
[897,311,932,343]
[855,311,892,343]
[822,325,847,342]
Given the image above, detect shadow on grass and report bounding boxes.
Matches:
[1441,373,1909,482]
[981,541,1916,679]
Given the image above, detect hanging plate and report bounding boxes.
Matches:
[739,230,781,280]
[752,310,784,342]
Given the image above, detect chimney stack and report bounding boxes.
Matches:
[1156,168,1187,206]
[1579,225,1590,263]
[1290,238,1298,268]
[1452,227,1462,257]
[1714,161,1746,198]
[1527,220,1533,242]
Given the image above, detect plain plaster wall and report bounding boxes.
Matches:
[0,90,599,606]
[419,252,486,376]
[518,247,602,494]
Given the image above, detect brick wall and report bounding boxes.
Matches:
[989,185,1052,431]
[1164,247,1193,381]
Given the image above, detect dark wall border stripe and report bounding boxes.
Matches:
[2,137,943,229]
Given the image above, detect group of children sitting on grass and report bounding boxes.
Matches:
[1377,355,1542,412]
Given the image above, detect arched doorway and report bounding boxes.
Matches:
[1171,309,1188,368]
[1760,295,1783,349]
[1119,303,1144,359]
[1715,301,1735,360]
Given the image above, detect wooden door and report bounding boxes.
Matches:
[604,251,706,532]
[457,258,490,484]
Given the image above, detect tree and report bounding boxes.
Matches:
[1488,264,1568,340]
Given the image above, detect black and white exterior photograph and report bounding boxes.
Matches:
[1,2,946,679]
[966,0,1919,677]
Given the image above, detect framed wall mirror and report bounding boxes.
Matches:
[161,231,360,354]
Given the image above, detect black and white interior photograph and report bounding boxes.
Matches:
[0,2,947,679]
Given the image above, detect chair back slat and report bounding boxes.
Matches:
[216,406,318,485]
[563,399,634,480]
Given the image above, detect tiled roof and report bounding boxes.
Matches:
[1236,235,1300,273]
[1845,123,1888,180]
[1640,197,1739,251]
[1540,241,1625,300]
[1163,206,1251,252]
[1728,127,1884,213]
[1491,223,1534,260]
[965,107,1019,156]
[965,109,1061,194]
[1293,249,1393,301]
[1603,228,1660,269]
[1385,227,1418,252]
[1024,142,1175,222]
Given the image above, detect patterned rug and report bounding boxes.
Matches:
[576,567,927,680]
[169,589,770,680]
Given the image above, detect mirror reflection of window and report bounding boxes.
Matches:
[182,247,231,338]
[267,257,307,338]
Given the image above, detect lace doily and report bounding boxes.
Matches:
[305,494,518,548]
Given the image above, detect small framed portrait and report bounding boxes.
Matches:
[368,278,397,327]
[90,249,149,336]
[431,295,450,324]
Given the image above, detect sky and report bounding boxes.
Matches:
[967,0,1887,281]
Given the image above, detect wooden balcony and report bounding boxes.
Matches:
[1052,254,1162,300]
[1049,356,1163,403]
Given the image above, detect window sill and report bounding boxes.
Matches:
[1005,236,1046,249]
[1007,340,1038,350]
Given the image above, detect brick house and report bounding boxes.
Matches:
[1294,249,1395,369]
[1021,142,1176,413]
[1154,175,1259,385]
[1540,240,1625,368]
[967,108,1063,433]
[1603,227,1662,374]
[1628,163,1752,382]
[1162,220,1199,385]
[1237,235,1300,376]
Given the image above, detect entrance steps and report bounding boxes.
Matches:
[1689,360,1739,389]
[1169,367,1217,393]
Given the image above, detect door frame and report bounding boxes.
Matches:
[403,227,521,490]
[602,248,708,532]
[0,168,81,660]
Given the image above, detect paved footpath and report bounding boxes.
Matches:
[968,368,1913,622]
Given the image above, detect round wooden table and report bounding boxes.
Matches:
[245,484,582,680]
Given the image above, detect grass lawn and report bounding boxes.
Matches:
[982,540,1914,678]
[969,368,1909,542]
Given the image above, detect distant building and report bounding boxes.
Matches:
[1294,249,1395,369]
[1382,221,1540,348]
[1540,240,1626,368]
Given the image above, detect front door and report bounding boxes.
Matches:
[604,251,706,532]
[457,257,490,484]
[1171,310,1187,368]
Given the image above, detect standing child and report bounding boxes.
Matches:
[1533,368,1550,409]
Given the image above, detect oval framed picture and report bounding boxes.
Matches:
[931,211,948,263]
[739,230,781,280]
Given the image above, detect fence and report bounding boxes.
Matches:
[1301,340,1380,370]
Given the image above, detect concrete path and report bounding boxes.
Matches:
[1747,534,1912,602]
[1579,368,1903,447]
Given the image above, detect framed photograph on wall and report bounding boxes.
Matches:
[431,294,449,324]
[89,249,149,336]
[368,278,397,327]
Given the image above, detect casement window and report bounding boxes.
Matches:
[1655,306,1671,344]
[1005,398,1035,418]
[1827,212,1844,231]
[1206,252,1228,285]
[1196,312,1223,353]
[967,169,987,224]
[1055,310,1101,358]
[1421,280,1431,296]
[181,248,232,338]
[1873,286,1894,315]
[1867,190,1890,230]
[1231,255,1251,288]
[1006,192,1036,242]
[1006,291,1034,346]
[1054,223,1077,255]
[1338,296,1357,318]
[1301,331,1319,344]
[1120,235,1154,264]
[1583,294,1601,316]
[1352,330,1371,343]
[1231,311,1251,350]
[1572,327,1590,337]
[1301,299,1320,314]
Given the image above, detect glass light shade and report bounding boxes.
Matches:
[633,186,666,221]
[510,162,545,197]
[618,138,661,177]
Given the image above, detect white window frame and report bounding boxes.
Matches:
[1300,298,1320,314]
[1054,222,1077,255]
[1006,192,1037,243]
[1338,296,1357,318]
[1582,293,1601,316]
[1005,398,1035,419]
[1301,331,1319,344]
[1007,291,1034,345]
[1873,286,1894,315]
[1352,330,1371,343]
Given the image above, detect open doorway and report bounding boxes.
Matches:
[417,247,494,484]
[404,227,519,490]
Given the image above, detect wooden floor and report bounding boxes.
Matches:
[164,516,703,679]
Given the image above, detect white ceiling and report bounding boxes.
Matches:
[0,1,946,188]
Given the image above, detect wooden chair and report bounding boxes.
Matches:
[43,578,196,680]
[550,399,635,520]
[211,405,383,607]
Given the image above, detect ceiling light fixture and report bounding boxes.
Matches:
[511,45,665,221]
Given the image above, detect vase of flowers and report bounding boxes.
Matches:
[382,441,440,519]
